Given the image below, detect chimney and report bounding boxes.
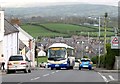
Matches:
[0,10,4,41]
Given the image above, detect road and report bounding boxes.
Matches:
[1,68,119,83]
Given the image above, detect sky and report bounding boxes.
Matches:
[0,0,120,7]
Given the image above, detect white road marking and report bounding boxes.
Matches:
[31,77,40,81]
[51,72,55,74]
[17,82,23,84]
[43,74,49,77]
[56,70,61,72]
[109,75,115,81]
[56,70,59,72]
[98,72,109,82]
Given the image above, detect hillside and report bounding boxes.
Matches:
[21,23,114,39]
[4,4,117,18]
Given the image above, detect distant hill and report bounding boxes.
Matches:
[4,4,118,18]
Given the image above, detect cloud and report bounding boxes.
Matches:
[0,0,119,7]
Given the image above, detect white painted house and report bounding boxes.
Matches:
[14,24,35,68]
[0,10,19,69]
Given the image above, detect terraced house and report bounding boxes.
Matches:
[0,10,35,69]
[0,10,19,69]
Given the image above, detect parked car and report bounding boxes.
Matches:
[40,62,47,68]
[79,58,93,70]
[7,55,32,74]
[74,59,81,68]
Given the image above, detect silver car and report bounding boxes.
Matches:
[7,55,32,74]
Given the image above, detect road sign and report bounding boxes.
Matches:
[111,36,120,49]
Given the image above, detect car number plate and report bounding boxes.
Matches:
[14,62,19,64]
[55,64,59,67]
[83,65,88,67]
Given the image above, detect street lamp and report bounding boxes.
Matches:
[98,17,101,67]
[104,12,108,54]
[81,41,84,58]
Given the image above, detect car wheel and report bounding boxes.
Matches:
[24,69,28,73]
[28,69,31,73]
[7,70,11,74]
[89,67,92,70]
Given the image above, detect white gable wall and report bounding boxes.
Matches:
[3,33,18,69]
[19,31,30,47]
[16,25,35,68]
[0,11,4,56]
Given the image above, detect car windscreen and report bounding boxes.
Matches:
[81,60,90,62]
[9,56,23,61]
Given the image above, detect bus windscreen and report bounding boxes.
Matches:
[48,47,66,58]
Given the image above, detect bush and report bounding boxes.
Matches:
[83,56,89,58]
[91,56,98,64]
[104,43,116,69]
[100,55,105,68]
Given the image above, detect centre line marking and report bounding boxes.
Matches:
[43,74,49,77]
[51,72,55,74]
[56,70,61,72]
[31,77,40,81]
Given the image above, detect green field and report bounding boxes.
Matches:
[21,24,67,37]
[21,23,114,39]
[35,56,47,63]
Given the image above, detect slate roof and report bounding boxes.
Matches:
[19,39,25,50]
[19,39,29,52]
[4,19,19,35]
[14,24,33,39]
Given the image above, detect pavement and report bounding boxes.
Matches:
[0,70,6,75]
[94,67,120,73]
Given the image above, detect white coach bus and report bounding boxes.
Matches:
[47,43,75,70]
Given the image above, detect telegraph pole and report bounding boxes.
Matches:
[98,17,101,67]
[104,13,108,54]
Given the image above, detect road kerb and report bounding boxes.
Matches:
[94,68,120,73]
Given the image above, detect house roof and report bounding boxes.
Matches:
[4,19,19,35]
[19,39,25,50]
[19,39,29,52]
[14,24,33,39]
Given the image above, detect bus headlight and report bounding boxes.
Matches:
[63,61,67,64]
[47,63,51,65]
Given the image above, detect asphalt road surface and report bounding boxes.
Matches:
[1,68,119,83]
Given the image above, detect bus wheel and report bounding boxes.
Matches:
[56,67,60,70]
[51,67,54,70]
[70,66,73,69]
[66,66,70,70]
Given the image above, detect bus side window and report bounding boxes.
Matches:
[67,49,74,57]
